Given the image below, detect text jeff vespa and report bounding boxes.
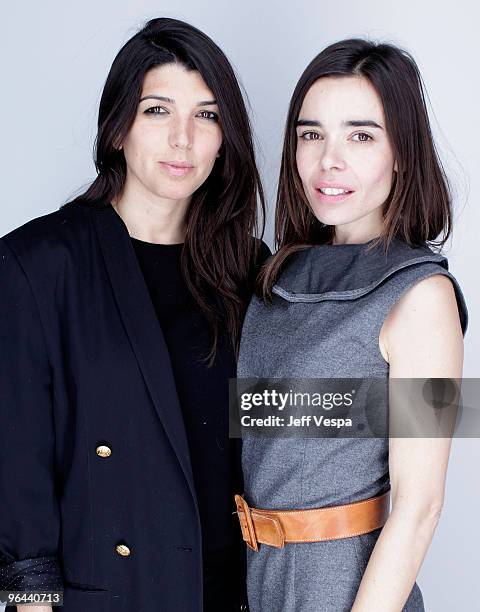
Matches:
[239,389,355,429]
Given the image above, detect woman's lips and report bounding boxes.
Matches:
[159,161,194,176]
[314,188,355,203]
[314,183,355,203]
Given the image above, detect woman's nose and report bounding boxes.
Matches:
[169,118,193,150]
[319,140,346,171]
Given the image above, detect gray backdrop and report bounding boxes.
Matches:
[1,1,478,609]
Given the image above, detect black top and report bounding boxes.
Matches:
[131,236,270,609]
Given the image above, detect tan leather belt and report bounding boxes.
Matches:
[234,490,390,551]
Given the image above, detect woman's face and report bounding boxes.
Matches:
[120,63,223,203]
[295,75,397,238]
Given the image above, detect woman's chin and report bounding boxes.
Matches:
[310,207,356,228]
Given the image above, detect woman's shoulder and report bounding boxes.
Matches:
[1,202,94,262]
[378,241,468,337]
[380,272,466,374]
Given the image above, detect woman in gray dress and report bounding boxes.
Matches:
[235,39,468,611]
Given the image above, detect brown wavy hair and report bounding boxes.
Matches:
[63,18,265,364]
[259,38,452,300]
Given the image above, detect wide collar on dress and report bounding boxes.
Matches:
[272,237,448,303]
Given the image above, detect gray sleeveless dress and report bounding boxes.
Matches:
[237,237,468,612]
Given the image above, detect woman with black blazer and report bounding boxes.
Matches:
[0,17,269,612]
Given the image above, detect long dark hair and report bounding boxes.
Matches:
[64,17,265,364]
[259,38,452,299]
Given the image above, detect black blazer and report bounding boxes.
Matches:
[0,202,265,611]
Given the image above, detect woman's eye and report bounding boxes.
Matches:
[351,132,373,142]
[197,110,219,122]
[300,131,321,141]
[144,106,167,115]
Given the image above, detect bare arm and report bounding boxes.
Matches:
[351,274,464,611]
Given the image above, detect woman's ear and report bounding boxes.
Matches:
[393,159,398,172]
[216,142,224,159]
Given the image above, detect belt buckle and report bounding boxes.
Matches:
[234,494,259,552]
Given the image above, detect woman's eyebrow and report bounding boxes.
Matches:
[344,119,383,129]
[140,95,175,104]
[197,99,218,106]
[295,119,383,129]
[139,94,218,106]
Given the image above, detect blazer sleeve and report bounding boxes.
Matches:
[0,238,63,592]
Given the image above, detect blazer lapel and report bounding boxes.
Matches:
[92,204,197,503]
